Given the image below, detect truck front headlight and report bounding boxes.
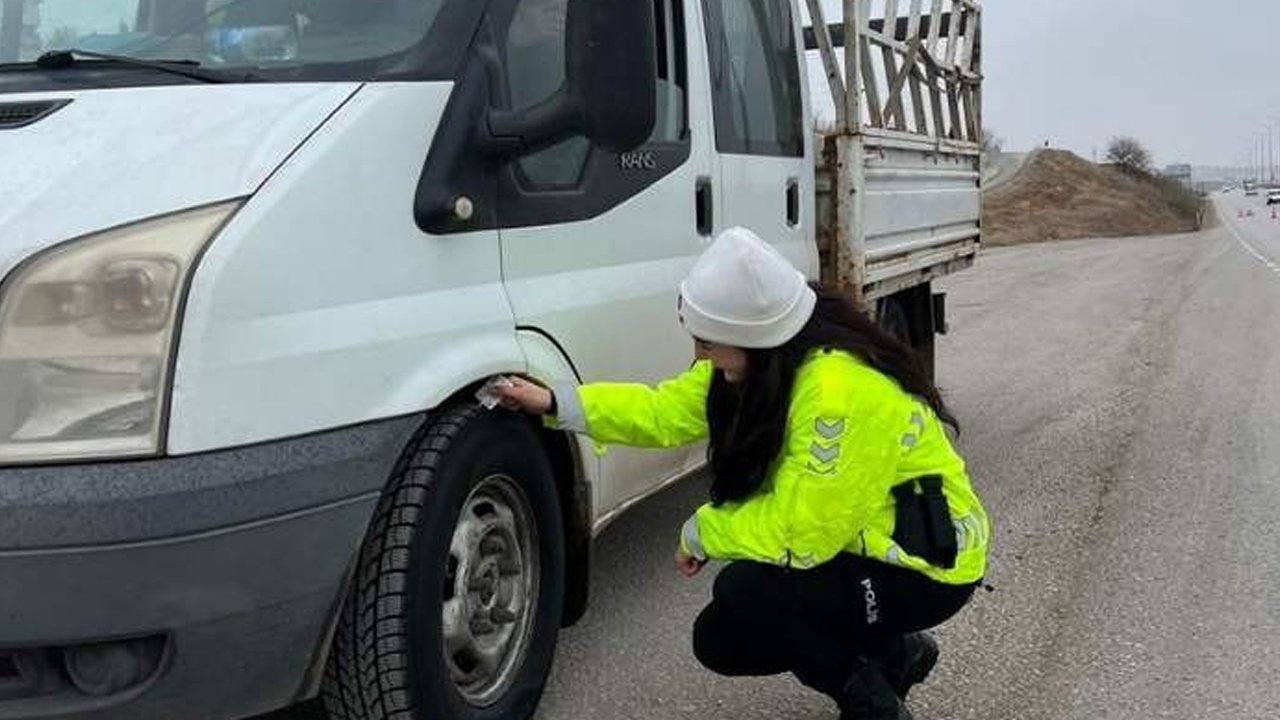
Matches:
[0,202,241,464]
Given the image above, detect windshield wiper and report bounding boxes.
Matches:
[33,49,257,83]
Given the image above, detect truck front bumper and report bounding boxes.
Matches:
[0,415,421,720]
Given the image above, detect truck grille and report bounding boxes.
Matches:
[0,100,71,129]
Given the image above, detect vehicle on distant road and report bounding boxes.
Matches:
[1267,189,1280,205]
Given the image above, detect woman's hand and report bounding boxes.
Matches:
[673,548,706,578]
[492,376,554,415]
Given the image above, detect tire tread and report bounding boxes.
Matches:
[322,406,483,720]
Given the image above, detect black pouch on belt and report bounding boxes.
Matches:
[890,474,958,569]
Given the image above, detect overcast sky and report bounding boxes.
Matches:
[983,0,1280,168]
[808,0,1280,169]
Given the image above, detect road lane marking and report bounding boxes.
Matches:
[1223,217,1280,276]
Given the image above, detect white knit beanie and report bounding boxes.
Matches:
[678,227,817,349]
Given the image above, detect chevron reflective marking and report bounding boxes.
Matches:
[815,417,846,439]
[809,441,840,464]
[792,552,818,569]
[952,514,984,551]
[884,544,906,566]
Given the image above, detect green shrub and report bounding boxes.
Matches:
[1154,177,1204,222]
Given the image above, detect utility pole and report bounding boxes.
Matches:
[1259,134,1268,184]
[1267,131,1273,184]
[1269,117,1280,184]
[1268,125,1274,184]
[1265,123,1276,185]
[1255,140,1259,182]
[1261,132,1268,185]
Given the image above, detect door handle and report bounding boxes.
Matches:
[696,177,713,237]
[786,179,799,227]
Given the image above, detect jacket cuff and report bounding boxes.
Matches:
[680,515,707,561]
[551,380,588,433]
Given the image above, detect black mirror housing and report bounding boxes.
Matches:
[566,0,656,151]
[486,0,657,157]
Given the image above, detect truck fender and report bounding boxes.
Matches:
[516,327,599,627]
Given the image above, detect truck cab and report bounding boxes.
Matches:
[0,0,978,718]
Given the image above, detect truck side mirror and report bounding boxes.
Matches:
[486,0,657,157]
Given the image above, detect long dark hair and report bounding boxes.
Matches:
[705,284,959,505]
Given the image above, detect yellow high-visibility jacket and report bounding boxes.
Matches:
[549,348,989,584]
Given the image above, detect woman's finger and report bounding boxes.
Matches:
[489,378,552,414]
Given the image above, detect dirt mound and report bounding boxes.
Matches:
[982,149,1200,246]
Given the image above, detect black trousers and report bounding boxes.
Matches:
[692,554,976,698]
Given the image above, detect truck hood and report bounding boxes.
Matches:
[0,82,361,281]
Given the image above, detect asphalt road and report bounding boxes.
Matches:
[259,194,1280,719]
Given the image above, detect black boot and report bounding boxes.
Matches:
[837,660,915,720]
[878,632,939,699]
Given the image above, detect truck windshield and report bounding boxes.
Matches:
[0,0,445,73]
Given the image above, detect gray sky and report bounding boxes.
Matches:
[808,0,1279,169]
[983,0,1277,168]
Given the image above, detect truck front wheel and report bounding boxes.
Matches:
[323,406,565,720]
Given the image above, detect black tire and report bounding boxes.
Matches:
[876,294,912,347]
[878,293,936,384]
[323,405,565,720]
[914,334,937,386]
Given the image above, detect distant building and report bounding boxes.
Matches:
[1162,163,1193,188]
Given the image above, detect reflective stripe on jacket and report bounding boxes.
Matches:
[549,349,989,585]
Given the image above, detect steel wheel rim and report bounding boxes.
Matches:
[441,473,539,706]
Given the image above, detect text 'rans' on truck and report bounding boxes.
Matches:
[0,0,980,718]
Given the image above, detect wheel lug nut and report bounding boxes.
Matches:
[491,607,517,624]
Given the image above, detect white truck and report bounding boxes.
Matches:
[0,0,980,718]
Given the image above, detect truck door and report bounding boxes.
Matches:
[699,0,818,276]
[497,0,717,515]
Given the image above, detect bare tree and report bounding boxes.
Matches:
[1106,136,1152,175]
[981,128,1004,155]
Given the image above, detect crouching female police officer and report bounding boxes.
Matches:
[494,227,990,720]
